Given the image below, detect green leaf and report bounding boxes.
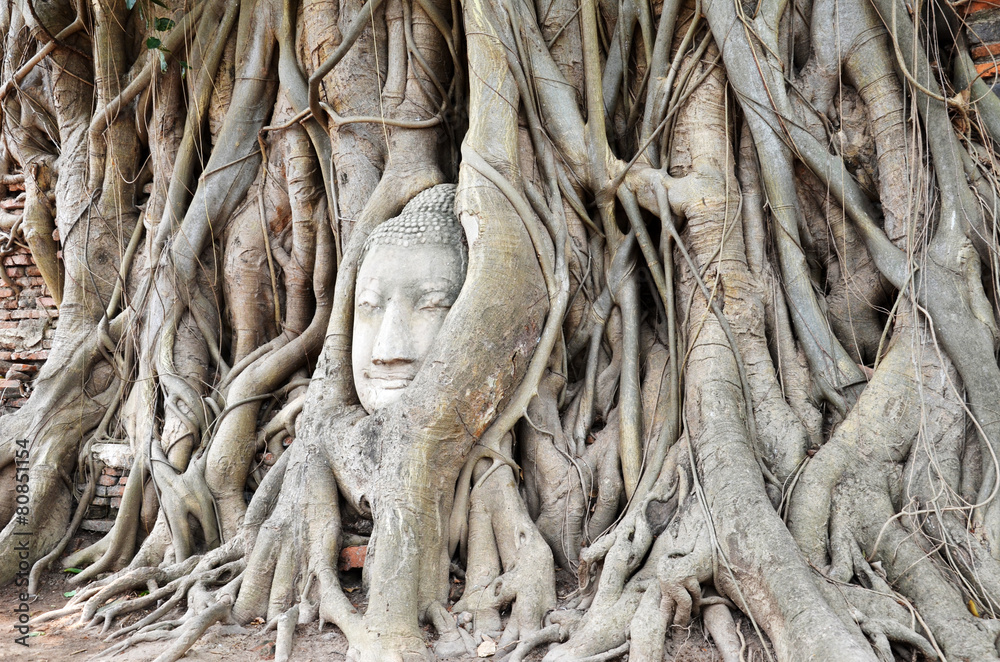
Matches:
[154,18,175,31]
[157,49,168,73]
[27,631,43,637]
[151,0,168,7]
[138,590,149,597]
[179,60,189,80]
[126,0,137,9]
[146,37,161,50]
[63,590,76,598]
[63,567,82,574]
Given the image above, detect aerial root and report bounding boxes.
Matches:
[274,604,298,662]
[500,622,567,662]
[452,456,557,655]
[851,608,938,662]
[575,641,631,662]
[149,594,233,662]
[428,600,477,658]
[79,557,199,624]
[702,600,742,662]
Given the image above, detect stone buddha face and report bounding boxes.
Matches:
[352,185,466,413]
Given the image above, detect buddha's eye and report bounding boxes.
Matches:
[356,292,382,313]
[417,292,452,311]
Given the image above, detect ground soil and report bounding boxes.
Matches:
[0,534,745,661]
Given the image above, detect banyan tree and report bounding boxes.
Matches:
[2,0,1000,659]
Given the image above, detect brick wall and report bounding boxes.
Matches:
[965,1,1000,85]
[0,246,58,411]
[77,444,132,533]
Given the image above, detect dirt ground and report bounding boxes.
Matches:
[0,535,744,661]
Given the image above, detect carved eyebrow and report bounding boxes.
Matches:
[417,278,459,293]
[355,287,382,304]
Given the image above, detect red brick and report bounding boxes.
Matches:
[0,378,20,388]
[338,546,367,571]
[10,397,26,407]
[0,352,11,360]
[11,310,41,320]
[11,351,47,360]
[98,474,117,487]
[10,363,37,373]
[109,497,122,509]
[102,466,117,476]
[38,297,57,308]
[965,0,1000,13]
[971,42,1000,59]
[118,475,128,485]
[5,267,23,277]
[976,61,1000,77]
[4,301,16,310]
[25,266,40,277]
[105,484,125,497]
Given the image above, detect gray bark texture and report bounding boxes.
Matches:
[2,0,1000,659]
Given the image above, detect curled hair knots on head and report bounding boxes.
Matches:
[359,184,466,270]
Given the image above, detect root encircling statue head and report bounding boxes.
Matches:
[352,184,467,412]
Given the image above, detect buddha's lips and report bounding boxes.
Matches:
[365,372,415,389]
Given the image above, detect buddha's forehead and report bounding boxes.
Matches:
[356,243,464,292]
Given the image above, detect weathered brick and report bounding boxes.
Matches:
[38,297,57,308]
[11,351,48,361]
[98,474,118,487]
[105,484,125,497]
[0,378,20,388]
[109,497,122,509]
[81,519,113,533]
[102,466,117,476]
[118,475,128,485]
[338,546,367,571]
[25,266,40,277]
[10,363,37,373]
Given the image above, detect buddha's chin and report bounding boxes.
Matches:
[361,383,409,412]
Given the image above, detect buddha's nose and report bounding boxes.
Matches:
[371,300,418,365]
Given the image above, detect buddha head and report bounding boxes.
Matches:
[352,185,467,413]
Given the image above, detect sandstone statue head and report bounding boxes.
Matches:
[352,184,467,412]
